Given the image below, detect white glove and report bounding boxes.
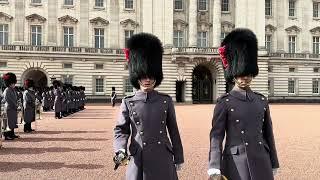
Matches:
[273,168,278,176]
[207,168,221,176]
[118,149,126,153]
[175,163,183,171]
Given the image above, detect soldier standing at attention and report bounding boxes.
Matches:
[53,80,62,119]
[110,87,117,107]
[23,79,36,133]
[208,29,279,180]
[2,73,19,140]
[113,33,184,180]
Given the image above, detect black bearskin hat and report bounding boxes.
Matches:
[2,72,17,87]
[24,79,34,89]
[52,80,61,88]
[220,28,259,83]
[127,33,164,89]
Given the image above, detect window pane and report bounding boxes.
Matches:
[289,1,295,16]
[222,0,229,12]
[125,0,133,9]
[125,78,133,93]
[95,78,104,92]
[265,0,272,16]
[69,35,73,47]
[312,79,319,94]
[198,0,207,11]
[65,0,73,5]
[175,0,183,10]
[95,0,103,7]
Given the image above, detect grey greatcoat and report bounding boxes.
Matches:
[114,90,184,180]
[209,88,279,180]
[42,92,49,109]
[2,87,18,129]
[54,88,62,113]
[23,89,36,123]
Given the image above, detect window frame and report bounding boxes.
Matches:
[124,77,134,94]
[173,30,184,47]
[197,31,208,47]
[288,78,296,94]
[174,0,183,10]
[198,0,208,11]
[124,30,134,47]
[63,26,74,47]
[288,35,296,53]
[312,78,319,94]
[31,25,42,46]
[221,0,229,12]
[95,78,104,93]
[64,0,73,6]
[289,0,295,17]
[63,63,73,69]
[265,34,272,53]
[313,2,320,18]
[313,36,320,54]
[95,0,104,7]
[0,24,9,45]
[265,0,272,16]
[94,28,105,48]
[95,63,104,70]
[124,0,134,9]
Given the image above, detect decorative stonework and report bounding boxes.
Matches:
[26,14,46,23]
[120,19,139,28]
[221,21,234,32]
[265,24,277,34]
[58,15,78,24]
[173,19,188,30]
[90,17,109,26]
[0,12,13,22]
[197,11,212,31]
[285,25,301,34]
[310,27,320,35]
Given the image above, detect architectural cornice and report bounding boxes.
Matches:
[0,12,13,21]
[26,14,46,23]
[90,17,109,26]
[285,25,301,33]
[120,19,139,28]
[58,15,78,23]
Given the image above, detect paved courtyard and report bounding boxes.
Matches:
[0,104,320,180]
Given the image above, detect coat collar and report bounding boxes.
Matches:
[132,90,158,102]
[229,86,254,101]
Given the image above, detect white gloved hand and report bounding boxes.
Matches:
[207,168,221,176]
[273,168,278,176]
[175,163,183,171]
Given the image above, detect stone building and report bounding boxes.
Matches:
[0,0,319,103]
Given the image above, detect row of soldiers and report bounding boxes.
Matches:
[1,72,86,147]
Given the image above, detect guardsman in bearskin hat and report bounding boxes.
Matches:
[208,29,279,180]
[113,33,184,180]
[23,79,36,132]
[2,72,19,140]
[53,80,63,119]
[110,87,117,107]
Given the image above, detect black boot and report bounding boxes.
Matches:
[11,129,20,139]
[24,123,30,133]
[4,131,14,140]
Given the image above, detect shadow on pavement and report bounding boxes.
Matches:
[34,130,107,135]
[0,147,100,155]
[0,162,104,172]
[13,137,108,142]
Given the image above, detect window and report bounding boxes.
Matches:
[312,79,319,94]
[268,66,273,72]
[265,0,272,16]
[31,0,41,3]
[63,63,72,69]
[0,24,8,45]
[0,61,7,67]
[289,67,296,72]
[265,35,272,53]
[198,0,207,11]
[314,67,319,73]
[288,36,296,53]
[95,78,104,93]
[62,75,73,85]
[289,0,295,17]
[221,0,229,12]
[125,0,133,9]
[95,63,104,69]
[64,0,73,5]
[313,36,320,54]
[268,78,274,95]
[31,25,42,46]
[124,78,133,93]
[221,32,228,43]
[95,0,103,7]
[174,0,183,10]
[94,28,104,48]
[125,30,134,47]
[63,27,74,47]
[173,30,184,47]
[197,31,208,47]
[314,2,319,18]
[288,79,295,94]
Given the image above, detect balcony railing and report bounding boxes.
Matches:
[172,47,219,54]
[269,52,320,59]
[0,45,125,55]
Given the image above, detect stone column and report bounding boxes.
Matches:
[276,0,285,52]
[142,0,153,33]
[212,0,221,47]
[14,0,25,44]
[188,0,198,47]
[109,0,119,48]
[80,0,89,47]
[164,0,173,47]
[47,0,57,46]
